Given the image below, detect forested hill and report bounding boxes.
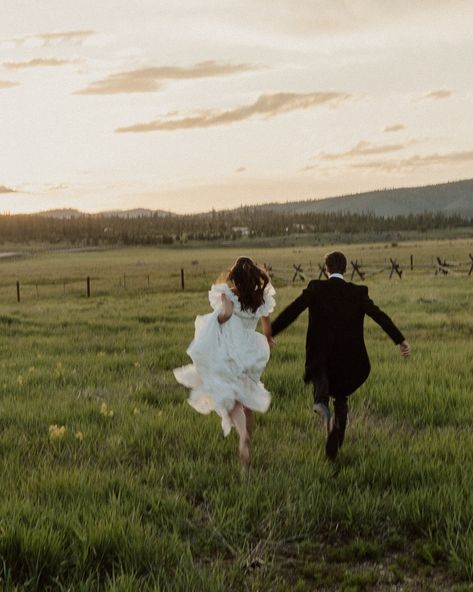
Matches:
[1,179,473,245]
[30,178,473,220]
[255,179,473,218]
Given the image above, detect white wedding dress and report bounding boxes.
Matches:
[173,283,276,436]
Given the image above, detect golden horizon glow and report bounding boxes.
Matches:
[1,0,472,214]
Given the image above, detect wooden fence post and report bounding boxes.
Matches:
[389,258,403,280]
[468,254,473,276]
[318,263,328,280]
[147,274,150,288]
[292,264,305,282]
[435,257,450,276]
[181,268,185,290]
[350,260,365,281]
[410,254,414,271]
[86,276,91,297]
[16,281,20,303]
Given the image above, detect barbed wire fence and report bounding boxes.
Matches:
[2,253,473,303]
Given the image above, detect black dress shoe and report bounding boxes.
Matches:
[325,421,340,461]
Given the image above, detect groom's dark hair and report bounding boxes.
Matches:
[325,251,347,274]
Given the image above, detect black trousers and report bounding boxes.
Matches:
[313,374,349,447]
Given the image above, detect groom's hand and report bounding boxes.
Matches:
[399,340,411,357]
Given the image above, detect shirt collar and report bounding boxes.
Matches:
[329,273,344,280]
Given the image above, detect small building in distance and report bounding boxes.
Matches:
[232,226,250,236]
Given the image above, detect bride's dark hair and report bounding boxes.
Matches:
[227,256,269,313]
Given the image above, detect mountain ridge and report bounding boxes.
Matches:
[251,179,473,218]
[21,178,473,219]
[36,208,169,219]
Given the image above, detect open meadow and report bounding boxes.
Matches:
[0,238,473,591]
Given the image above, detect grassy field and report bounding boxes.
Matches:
[0,239,473,591]
[1,237,473,300]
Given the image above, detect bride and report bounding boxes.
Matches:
[173,256,275,467]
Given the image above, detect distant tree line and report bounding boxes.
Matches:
[0,209,471,245]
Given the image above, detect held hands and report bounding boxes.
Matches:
[266,335,276,350]
[399,340,411,357]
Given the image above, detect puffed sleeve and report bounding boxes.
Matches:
[257,283,276,317]
[208,283,236,310]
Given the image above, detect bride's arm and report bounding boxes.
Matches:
[261,316,275,349]
[218,294,234,324]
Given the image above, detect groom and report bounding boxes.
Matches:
[270,251,410,460]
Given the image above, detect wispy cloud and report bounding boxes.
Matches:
[299,164,320,173]
[0,185,16,194]
[4,58,76,70]
[351,149,473,172]
[384,124,405,133]
[2,30,95,48]
[116,91,351,133]
[320,140,406,160]
[76,60,262,95]
[0,80,19,89]
[47,184,69,192]
[38,30,95,45]
[262,0,473,39]
[235,167,246,174]
[422,89,452,100]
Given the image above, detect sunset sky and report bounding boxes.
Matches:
[1,0,472,214]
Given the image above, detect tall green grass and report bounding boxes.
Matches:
[0,241,472,590]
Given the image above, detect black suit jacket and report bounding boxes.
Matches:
[271,278,405,397]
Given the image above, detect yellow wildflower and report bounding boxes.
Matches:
[17,375,23,386]
[100,402,114,417]
[75,431,84,441]
[48,424,66,441]
[133,407,140,415]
